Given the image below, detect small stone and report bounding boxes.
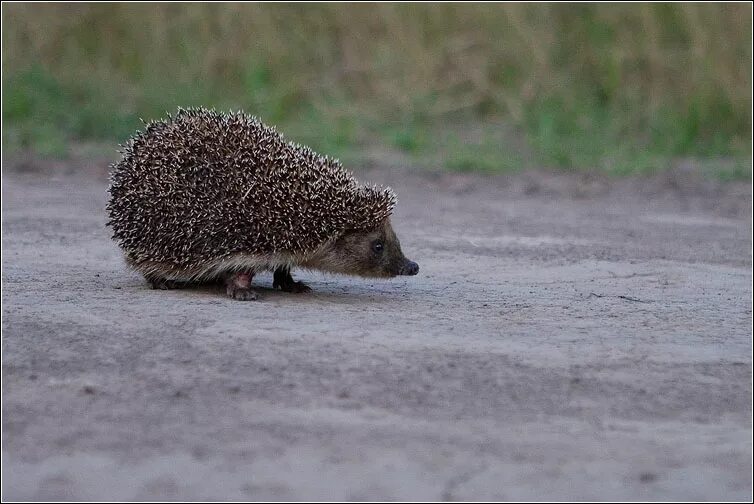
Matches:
[639,472,657,483]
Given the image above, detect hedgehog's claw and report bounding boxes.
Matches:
[287,281,312,294]
[273,267,312,293]
[226,285,259,301]
[225,271,259,301]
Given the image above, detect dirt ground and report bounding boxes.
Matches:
[2,152,752,501]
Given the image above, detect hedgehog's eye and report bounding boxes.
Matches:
[372,240,384,255]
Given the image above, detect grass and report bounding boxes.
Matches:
[2,3,752,179]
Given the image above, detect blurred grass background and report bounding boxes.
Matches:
[2,2,752,178]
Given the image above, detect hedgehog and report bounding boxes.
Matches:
[106,107,419,300]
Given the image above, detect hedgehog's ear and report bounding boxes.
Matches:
[379,217,397,238]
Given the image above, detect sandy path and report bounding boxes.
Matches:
[2,160,752,501]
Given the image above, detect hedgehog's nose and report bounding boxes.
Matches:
[400,260,419,276]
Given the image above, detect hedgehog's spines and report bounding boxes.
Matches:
[107,107,396,271]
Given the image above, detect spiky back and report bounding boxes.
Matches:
[107,108,396,267]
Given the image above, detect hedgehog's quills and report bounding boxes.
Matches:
[106,107,418,300]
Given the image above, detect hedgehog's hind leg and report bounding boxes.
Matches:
[225,271,259,301]
[273,266,312,293]
[147,277,192,290]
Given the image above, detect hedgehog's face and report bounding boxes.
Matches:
[311,219,419,278]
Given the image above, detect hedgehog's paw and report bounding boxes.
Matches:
[273,267,312,293]
[148,277,188,290]
[226,285,259,301]
[225,271,258,301]
[286,281,312,294]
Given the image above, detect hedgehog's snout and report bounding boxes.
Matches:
[399,259,419,276]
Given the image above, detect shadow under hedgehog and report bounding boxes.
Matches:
[106,107,419,300]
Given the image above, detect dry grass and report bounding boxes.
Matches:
[3,3,752,175]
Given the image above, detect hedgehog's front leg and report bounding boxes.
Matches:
[225,271,259,301]
[273,266,312,293]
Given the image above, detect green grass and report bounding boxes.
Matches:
[2,3,751,179]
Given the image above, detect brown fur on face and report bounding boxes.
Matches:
[303,219,418,278]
